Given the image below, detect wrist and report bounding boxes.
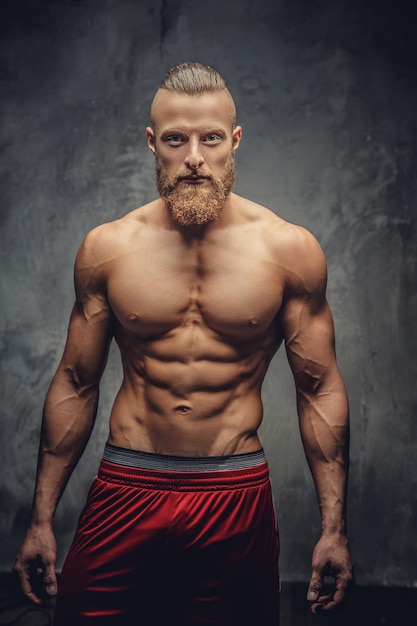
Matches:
[320,518,347,536]
[30,510,54,528]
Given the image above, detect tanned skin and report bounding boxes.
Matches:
[14,88,353,614]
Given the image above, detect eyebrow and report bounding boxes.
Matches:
[160,127,227,137]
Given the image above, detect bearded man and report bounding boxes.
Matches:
[14,62,353,625]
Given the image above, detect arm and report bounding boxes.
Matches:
[280,230,353,613]
[13,230,114,604]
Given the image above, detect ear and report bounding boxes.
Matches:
[146,127,156,155]
[232,126,242,152]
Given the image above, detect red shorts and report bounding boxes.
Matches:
[54,445,280,625]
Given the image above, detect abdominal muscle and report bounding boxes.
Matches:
[106,323,275,457]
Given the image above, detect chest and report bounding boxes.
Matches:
[107,236,284,339]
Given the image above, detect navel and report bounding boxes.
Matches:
[175,405,192,415]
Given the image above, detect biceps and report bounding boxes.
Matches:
[283,300,337,390]
[58,302,113,390]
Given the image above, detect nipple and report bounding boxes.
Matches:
[127,313,139,322]
[248,317,259,327]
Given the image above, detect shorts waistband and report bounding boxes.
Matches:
[99,443,269,491]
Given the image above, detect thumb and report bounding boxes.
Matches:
[44,566,58,596]
[307,572,323,602]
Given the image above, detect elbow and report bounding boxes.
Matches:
[294,367,327,397]
[62,366,99,398]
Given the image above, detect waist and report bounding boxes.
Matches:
[98,443,269,491]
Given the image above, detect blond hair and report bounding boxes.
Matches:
[159,62,227,95]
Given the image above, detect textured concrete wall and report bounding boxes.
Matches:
[1,0,416,586]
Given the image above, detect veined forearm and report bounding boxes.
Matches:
[297,383,349,533]
[30,375,100,525]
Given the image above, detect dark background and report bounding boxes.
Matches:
[1,0,416,588]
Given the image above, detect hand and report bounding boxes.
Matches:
[13,523,58,605]
[307,532,353,613]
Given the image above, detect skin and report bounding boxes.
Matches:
[14,88,353,614]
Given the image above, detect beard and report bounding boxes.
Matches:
[155,152,236,226]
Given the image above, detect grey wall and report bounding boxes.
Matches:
[1,0,416,586]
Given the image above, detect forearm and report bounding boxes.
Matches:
[297,378,349,534]
[30,370,99,526]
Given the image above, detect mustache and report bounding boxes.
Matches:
[160,170,213,194]
[176,169,212,180]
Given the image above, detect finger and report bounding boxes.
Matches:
[25,589,43,605]
[310,576,352,613]
[311,596,337,614]
[331,573,352,606]
[307,570,323,602]
[13,562,42,605]
[316,593,333,604]
[43,564,58,596]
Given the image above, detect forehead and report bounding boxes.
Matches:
[151,89,236,132]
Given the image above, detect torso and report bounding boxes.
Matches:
[98,194,291,456]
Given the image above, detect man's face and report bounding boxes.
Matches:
[146,90,242,226]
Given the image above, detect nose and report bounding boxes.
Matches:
[184,139,204,170]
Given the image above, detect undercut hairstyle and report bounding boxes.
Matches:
[152,62,236,128]
[159,62,227,95]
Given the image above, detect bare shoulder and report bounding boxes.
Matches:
[76,200,159,264]
[235,195,327,293]
[268,216,327,297]
[74,200,159,291]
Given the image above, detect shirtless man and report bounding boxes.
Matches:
[14,62,353,625]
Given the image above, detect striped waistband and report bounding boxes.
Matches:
[103,443,266,472]
[99,444,269,491]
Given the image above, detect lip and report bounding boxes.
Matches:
[179,176,210,184]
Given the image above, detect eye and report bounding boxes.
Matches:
[163,134,186,146]
[203,133,222,144]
